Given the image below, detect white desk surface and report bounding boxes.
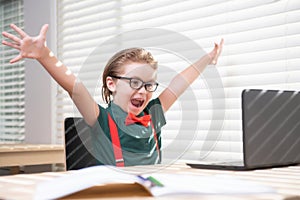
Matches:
[0,161,299,200]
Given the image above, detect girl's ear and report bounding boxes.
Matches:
[106,76,116,92]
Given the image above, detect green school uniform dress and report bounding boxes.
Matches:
[90,98,166,166]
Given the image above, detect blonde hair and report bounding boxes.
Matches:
[102,48,157,103]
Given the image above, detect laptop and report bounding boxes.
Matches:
[187,89,300,170]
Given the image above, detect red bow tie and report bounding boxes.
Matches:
[125,112,151,127]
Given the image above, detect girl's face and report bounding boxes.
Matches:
[108,62,157,115]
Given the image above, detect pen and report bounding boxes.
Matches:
[137,175,164,188]
[147,176,164,187]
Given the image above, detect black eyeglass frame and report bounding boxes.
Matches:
[110,75,159,92]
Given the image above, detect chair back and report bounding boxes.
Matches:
[64,117,98,170]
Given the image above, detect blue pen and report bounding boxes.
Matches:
[137,175,148,182]
[137,175,152,188]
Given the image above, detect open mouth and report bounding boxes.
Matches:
[131,98,144,108]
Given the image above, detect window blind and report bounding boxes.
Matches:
[0,0,25,144]
[57,0,300,163]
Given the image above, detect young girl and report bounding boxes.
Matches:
[2,24,223,166]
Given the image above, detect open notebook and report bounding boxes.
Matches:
[32,165,275,199]
[187,89,300,170]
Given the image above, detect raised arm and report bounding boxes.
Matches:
[159,39,224,112]
[2,24,99,126]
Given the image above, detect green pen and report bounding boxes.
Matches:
[147,176,164,187]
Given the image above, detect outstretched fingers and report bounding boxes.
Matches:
[1,24,27,49]
[1,24,28,49]
[39,24,49,38]
[2,31,21,44]
[2,40,20,50]
[210,38,224,65]
[2,24,50,64]
[10,54,23,64]
[10,24,27,39]
[215,39,224,58]
[218,38,224,55]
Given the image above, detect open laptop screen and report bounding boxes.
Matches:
[242,89,300,168]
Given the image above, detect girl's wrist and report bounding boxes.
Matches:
[201,53,213,66]
[36,46,52,62]
[207,52,217,65]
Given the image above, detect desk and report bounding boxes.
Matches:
[0,144,65,173]
[0,162,299,200]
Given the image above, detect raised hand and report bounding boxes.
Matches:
[2,24,49,63]
[208,38,224,65]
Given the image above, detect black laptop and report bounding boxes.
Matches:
[187,89,300,170]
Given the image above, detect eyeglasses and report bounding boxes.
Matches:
[110,75,159,92]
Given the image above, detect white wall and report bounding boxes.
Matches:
[24,0,57,144]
